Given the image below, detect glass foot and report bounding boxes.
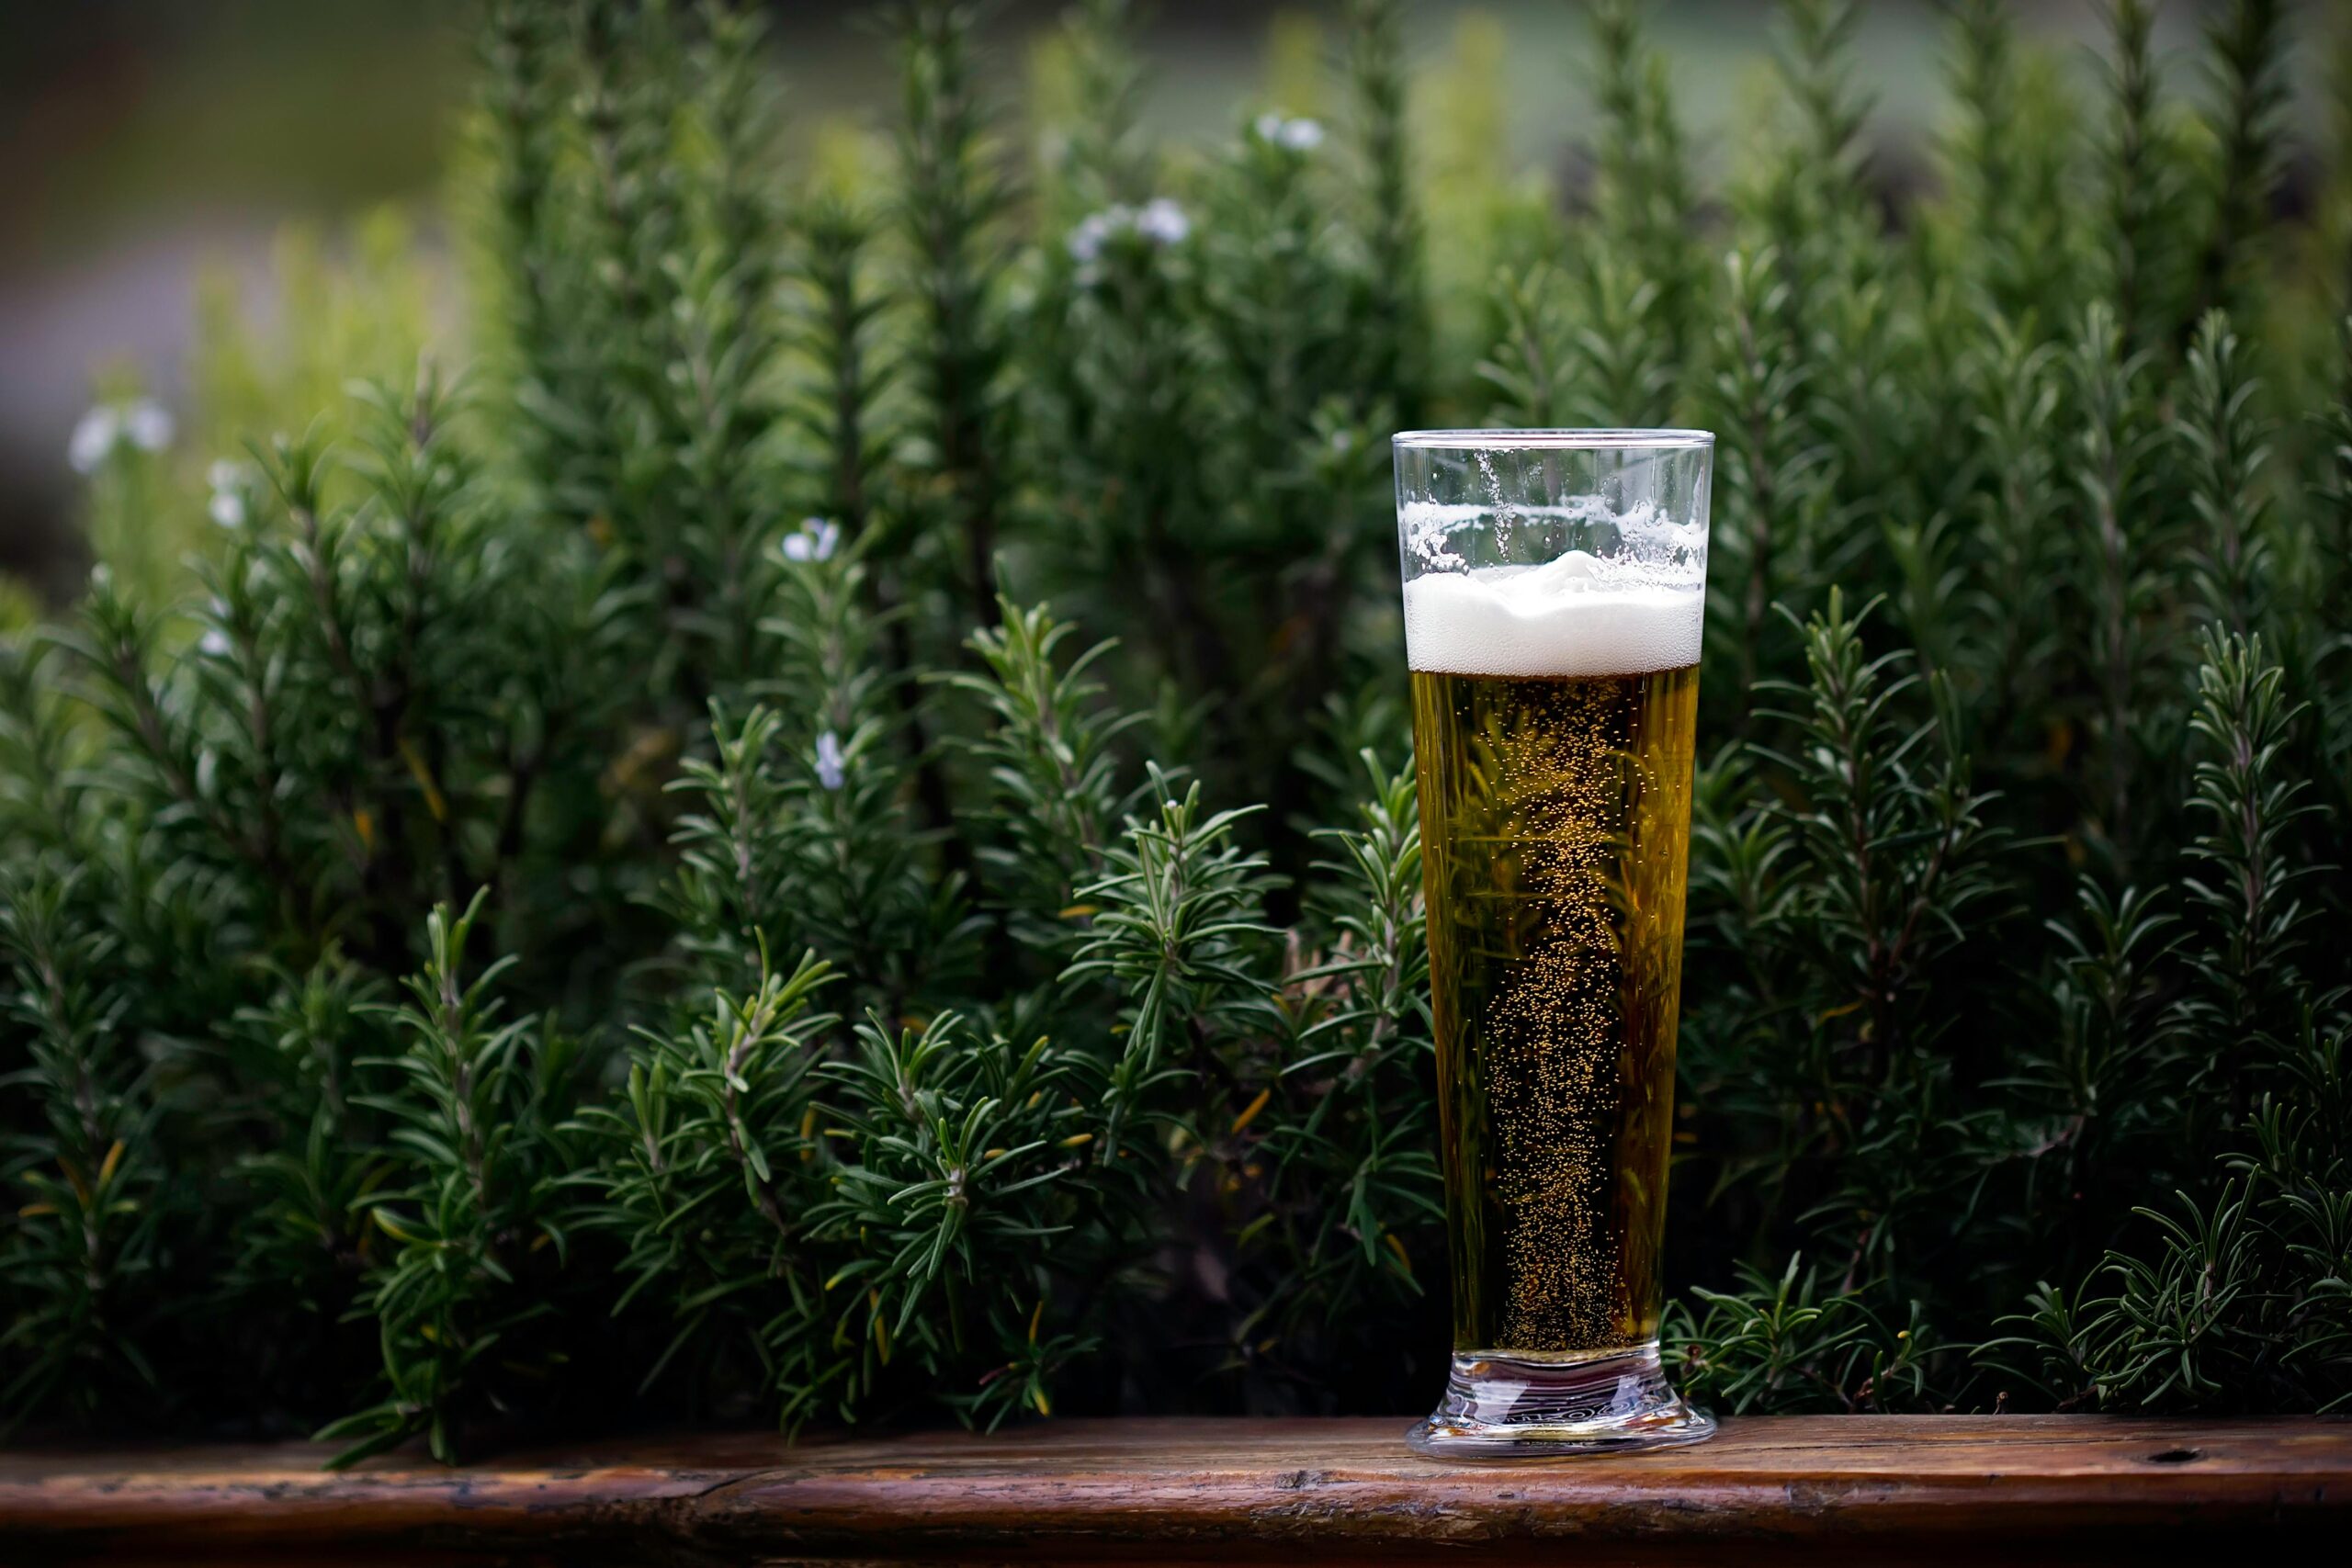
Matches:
[1407,1341,1714,1459]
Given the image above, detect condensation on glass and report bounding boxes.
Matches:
[1396,429,1716,1458]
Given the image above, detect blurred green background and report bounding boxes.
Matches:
[0,1,2322,599]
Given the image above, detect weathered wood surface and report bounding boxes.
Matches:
[3,1415,2346,1565]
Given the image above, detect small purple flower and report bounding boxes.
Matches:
[782,516,841,563]
[198,627,232,658]
[1135,197,1190,245]
[1068,207,1124,266]
[1070,199,1188,278]
[814,729,847,791]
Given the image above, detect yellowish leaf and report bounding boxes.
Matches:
[398,736,449,824]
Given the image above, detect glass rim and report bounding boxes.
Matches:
[1392,427,1714,452]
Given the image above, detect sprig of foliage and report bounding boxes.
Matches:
[1670,1256,1940,1414]
[1749,592,2007,1280]
[1940,0,2079,329]
[577,951,837,1420]
[1959,314,2065,754]
[1703,246,1821,711]
[1585,0,1702,401]
[2093,0,2191,357]
[2191,0,2293,330]
[1239,756,1438,1375]
[0,874,173,1427]
[947,598,1141,954]
[811,1010,1099,1427]
[1069,774,1283,1155]
[2177,630,2322,1125]
[2064,302,2168,872]
[2177,311,2276,637]
[1342,0,1429,423]
[891,0,1019,626]
[319,893,584,1465]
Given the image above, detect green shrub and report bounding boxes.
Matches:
[5,0,2349,1452]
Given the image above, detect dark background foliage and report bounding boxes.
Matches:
[3,0,2349,1457]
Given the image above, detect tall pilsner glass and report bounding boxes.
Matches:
[1396,430,1716,1458]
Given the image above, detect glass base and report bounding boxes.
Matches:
[1407,1340,1714,1459]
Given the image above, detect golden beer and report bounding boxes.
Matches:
[1410,663,1697,1355]
[1395,427,1713,1456]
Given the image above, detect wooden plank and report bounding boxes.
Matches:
[3,1415,2346,1565]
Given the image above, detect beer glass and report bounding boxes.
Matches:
[1396,430,1715,1458]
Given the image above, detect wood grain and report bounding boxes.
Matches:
[4,1416,2346,1565]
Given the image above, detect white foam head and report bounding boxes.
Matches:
[1400,500,1705,678]
[1404,562,1702,677]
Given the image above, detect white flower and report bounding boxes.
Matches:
[68,407,120,474]
[122,398,175,453]
[1070,197,1185,283]
[198,628,232,658]
[1136,197,1190,245]
[1253,114,1323,152]
[782,516,841,563]
[206,457,249,527]
[814,730,847,792]
[1067,207,1125,265]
